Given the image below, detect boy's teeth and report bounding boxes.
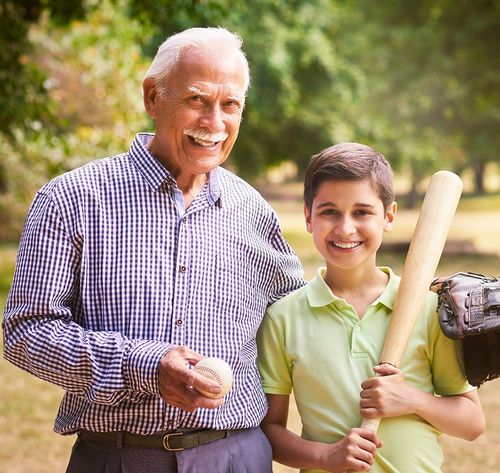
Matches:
[334,242,360,249]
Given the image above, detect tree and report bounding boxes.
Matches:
[0,0,88,195]
[0,0,88,137]
[348,0,500,196]
[0,1,150,240]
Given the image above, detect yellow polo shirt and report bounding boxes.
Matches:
[257,267,474,473]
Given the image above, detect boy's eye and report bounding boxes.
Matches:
[320,209,337,215]
[354,209,371,216]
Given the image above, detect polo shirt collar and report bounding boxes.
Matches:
[306,266,400,312]
[129,133,222,204]
[376,267,400,311]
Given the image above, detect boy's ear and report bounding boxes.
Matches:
[384,201,397,232]
[304,204,313,234]
[143,78,159,119]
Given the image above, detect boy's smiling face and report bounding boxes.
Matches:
[304,178,396,272]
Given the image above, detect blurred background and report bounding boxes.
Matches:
[1,0,500,471]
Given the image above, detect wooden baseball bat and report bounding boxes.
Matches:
[349,170,463,472]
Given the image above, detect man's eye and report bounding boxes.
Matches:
[223,101,242,112]
[321,209,336,215]
[191,95,204,102]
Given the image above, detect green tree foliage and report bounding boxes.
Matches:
[228,1,358,177]
[0,0,87,138]
[347,0,500,197]
[0,1,150,240]
[0,0,88,202]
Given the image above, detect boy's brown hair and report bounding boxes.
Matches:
[303,142,394,211]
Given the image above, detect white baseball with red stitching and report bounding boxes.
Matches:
[193,357,233,399]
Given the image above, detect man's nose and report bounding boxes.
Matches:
[200,105,225,132]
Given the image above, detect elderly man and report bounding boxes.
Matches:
[2,27,304,473]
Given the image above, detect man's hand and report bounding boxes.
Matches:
[359,364,416,419]
[158,346,224,412]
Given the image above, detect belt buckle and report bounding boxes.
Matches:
[162,432,184,451]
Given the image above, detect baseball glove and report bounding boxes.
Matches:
[432,271,500,386]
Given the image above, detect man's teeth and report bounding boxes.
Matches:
[333,242,360,249]
[192,136,217,147]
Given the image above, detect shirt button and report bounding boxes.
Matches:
[176,319,183,326]
[179,265,187,272]
[354,325,361,332]
[167,419,175,428]
[182,217,188,223]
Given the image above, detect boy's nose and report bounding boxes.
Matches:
[335,217,356,236]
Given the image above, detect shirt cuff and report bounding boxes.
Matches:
[124,340,174,395]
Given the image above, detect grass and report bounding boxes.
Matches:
[459,191,500,212]
[0,359,74,472]
[2,194,500,472]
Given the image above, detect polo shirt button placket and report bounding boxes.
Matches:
[351,324,364,356]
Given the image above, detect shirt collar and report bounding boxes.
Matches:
[306,266,400,312]
[376,267,400,310]
[129,133,222,204]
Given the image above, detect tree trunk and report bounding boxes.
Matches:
[0,163,6,194]
[472,161,486,194]
[405,175,420,209]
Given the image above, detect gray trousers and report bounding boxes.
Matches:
[65,427,273,473]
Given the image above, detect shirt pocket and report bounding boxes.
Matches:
[214,253,269,325]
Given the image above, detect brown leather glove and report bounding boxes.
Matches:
[432,272,500,386]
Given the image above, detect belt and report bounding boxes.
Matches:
[79,429,234,451]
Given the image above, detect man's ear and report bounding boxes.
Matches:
[304,204,313,234]
[143,78,159,119]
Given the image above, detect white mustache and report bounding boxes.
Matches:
[184,128,228,143]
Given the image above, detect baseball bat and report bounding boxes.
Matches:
[349,170,463,472]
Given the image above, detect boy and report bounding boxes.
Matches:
[257,143,485,472]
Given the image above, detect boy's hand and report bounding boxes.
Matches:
[359,364,416,418]
[319,428,382,472]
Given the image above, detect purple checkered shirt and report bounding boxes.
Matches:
[2,133,304,435]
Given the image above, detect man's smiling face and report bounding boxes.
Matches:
[144,47,247,183]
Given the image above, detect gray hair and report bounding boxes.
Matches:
[145,27,250,93]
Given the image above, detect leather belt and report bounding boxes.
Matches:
[79,428,234,451]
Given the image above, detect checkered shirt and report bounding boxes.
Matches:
[2,133,304,435]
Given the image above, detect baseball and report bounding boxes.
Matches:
[193,357,233,399]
